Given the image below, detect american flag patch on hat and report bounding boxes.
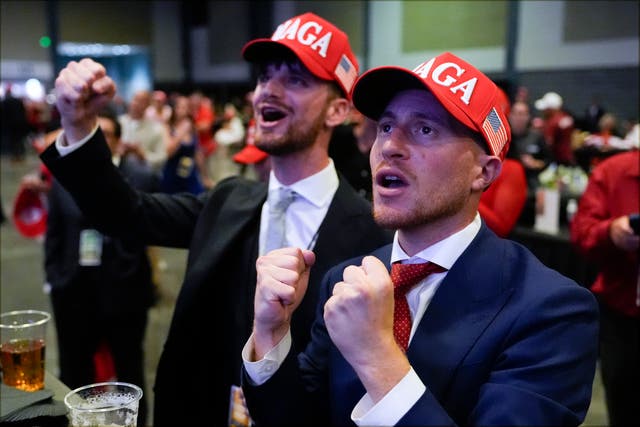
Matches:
[482,108,508,156]
[334,54,358,94]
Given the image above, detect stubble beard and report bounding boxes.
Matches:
[255,109,326,156]
[372,183,468,231]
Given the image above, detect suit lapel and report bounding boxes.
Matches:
[406,226,514,396]
[177,182,266,319]
[311,179,368,277]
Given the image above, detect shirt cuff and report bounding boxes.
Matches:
[241,330,292,386]
[55,124,100,156]
[352,367,425,426]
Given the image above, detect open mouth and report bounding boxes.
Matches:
[376,173,407,189]
[260,106,286,122]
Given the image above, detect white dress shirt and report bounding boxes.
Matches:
[258,160,339,256]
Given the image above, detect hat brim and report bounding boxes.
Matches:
[352,67,424,121]
[233,144,269,165]
[242,39,334,82]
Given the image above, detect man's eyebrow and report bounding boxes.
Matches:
[379,110,447,125]
[379,111,397,121]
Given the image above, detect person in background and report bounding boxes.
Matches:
[508,101,553,191]
[581,95,606,134]
[583,112,632,151]
[534,91,576,165]
[42,12,392,427]
[506,100,553,226]
[329,108,374,201]
[118,89,169,177]
[622,119,639,149]
[212,102,246,181]
[352,110,377,160]
[190,90,216,188]
[478,155,527,237]
[42,111,158,427]
[569,149,640,427]
[145,89,172,125]
[0,84,31,162]
[160,95,205,194]
[242,51,599,427]
[118,89,167,294]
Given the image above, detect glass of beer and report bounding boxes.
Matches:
[0,309,51,391]
[65,382,143,427]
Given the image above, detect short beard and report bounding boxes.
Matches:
[372,186,467,231]
[255,107,327,156]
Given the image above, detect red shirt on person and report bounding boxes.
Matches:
[479,158,528,237]
[570,150,640,317]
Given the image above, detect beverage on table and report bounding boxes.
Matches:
[65,382,143,427]
[0,310,50,391]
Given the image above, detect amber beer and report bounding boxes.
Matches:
[0,338,46,391]
[0,310,50,392]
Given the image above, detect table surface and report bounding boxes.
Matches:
[45,371,71,404]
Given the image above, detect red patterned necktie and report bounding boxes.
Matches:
[391,262,446,351]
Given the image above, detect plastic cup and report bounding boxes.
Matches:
[64,382,143,427]
[0,309,51,391]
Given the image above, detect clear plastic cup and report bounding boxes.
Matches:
[64,381,143,427]
[0,309,51,391]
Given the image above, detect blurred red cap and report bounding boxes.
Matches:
[233,144,269,165]
[13,185,47,238]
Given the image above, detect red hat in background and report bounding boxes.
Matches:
[233,144,269,165]
[242,12,359,98]
[13,184,47,239]
[351,52,511,160]
[233,118,268,165]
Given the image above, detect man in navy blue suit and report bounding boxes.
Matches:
[242,52,599,426]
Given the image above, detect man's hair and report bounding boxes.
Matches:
[254,51,343,99]
[446,114,488,154]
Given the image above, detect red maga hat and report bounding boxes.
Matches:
[233,144,269,165]
[242,12,359,98]
[351,52,511,160]
[13,185,47,239]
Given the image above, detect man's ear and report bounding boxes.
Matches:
[472,156,503,191]
[325,98,351,127]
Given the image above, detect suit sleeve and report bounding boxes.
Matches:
[242,263,346,427]
[44,182,72,288]
[40,128,204,247]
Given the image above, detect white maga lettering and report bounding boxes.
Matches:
[272,18,298,40]
[431,63,464,87]
[450,78,477,105]
[308,32,331,58]
[413,60,477,105]
[413,58,435,78]
[272,19,331,58]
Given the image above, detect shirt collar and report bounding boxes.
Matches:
[268,159,339,208]
[390,213,482,270]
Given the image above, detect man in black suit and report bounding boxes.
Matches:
[42,12,391,427]
[40,111,158,427]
